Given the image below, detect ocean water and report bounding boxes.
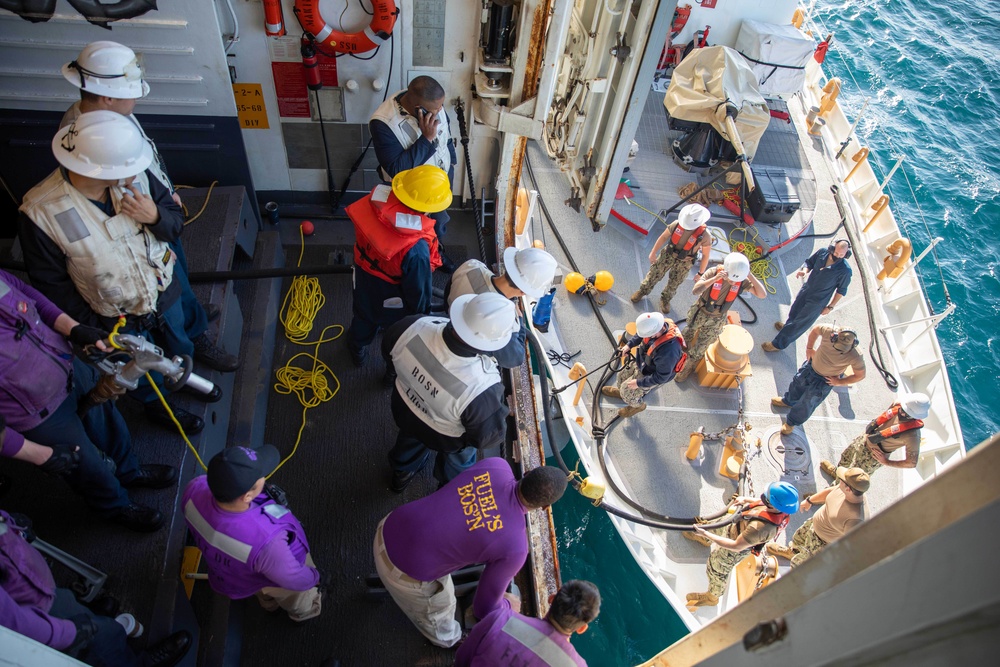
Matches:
[553,1,1000,665]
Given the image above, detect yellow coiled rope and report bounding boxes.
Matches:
[270,225,342,476]
[728,227,779,294]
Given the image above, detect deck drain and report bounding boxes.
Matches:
[764,427,813,479]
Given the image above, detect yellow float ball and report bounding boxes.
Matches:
[592,270,614,292]
[564,272,587,293]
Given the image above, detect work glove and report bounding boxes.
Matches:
[66,614,98,656]
[69,324,110,350]
[39,443,81,477]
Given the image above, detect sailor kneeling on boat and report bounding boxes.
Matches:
[374,458,567,648]
[455,579,599,666]
[821,393,929,479]
[602,312,686,419]
[182,445,325,622]
[684,482,799,607]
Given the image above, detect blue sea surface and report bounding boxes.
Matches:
[555,2,999,665]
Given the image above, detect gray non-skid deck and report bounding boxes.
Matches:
[524,89,903,614]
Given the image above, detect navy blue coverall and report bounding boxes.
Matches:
[772,247,852,350]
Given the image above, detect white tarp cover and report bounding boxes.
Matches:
[735,19,815,96]
[663,46,770,160]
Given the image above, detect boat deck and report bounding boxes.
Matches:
[523,88,907,626]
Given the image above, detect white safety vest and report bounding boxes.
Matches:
[20,169,175,318]
[370,92,452,180]
[61,102,174,193]
[446,259,499,306]
[391,318,499,437]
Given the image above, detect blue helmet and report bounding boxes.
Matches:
[766,481,800,514]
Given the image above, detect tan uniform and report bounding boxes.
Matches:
[837,413,920,476]
[676,265,745,382]
[705,512,780,597]
[789,487,867,567]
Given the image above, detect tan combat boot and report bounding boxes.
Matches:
[774,321,784,331]
[762,341,779,352]
[601,385,621,398]
[771,396,790,409]
[820,460,837,478]
[780,422,795,435]
[767,543,795,560]
[682,530,712,548]
[630,290,644,303]
[618,403,647,418]
[685,591,719,608]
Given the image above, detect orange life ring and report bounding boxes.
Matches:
[293,0,398,54]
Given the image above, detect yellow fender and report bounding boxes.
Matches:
[791,8,805,29]
[863,194,890,232]
[845,147,870,181]
[514,187,530,236]
[877,238,912,280]
[820,78,841,116]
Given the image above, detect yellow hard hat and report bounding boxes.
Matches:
[391,165,453,213]
[591,270,614,292]
[564,272,587,293]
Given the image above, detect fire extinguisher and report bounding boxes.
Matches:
[262,0,286,37]
[301,37,322,91]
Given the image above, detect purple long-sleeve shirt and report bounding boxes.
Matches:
[0,513,76,650]
[455,604,587,666]
[0,269,73,459]
[382,458,529,619]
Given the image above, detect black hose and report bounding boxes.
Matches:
[831,185,898,390]
[454,98,487,263]
[526,327,740,532]
[188,265,352,282]
[524,154,616,346]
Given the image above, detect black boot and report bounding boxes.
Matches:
[124,464,178,490]
[144,401,205,435]
[110,503,164,532]
[142,630,192,667]
[192,333,240,372]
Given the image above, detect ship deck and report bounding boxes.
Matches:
[521,89,909,627]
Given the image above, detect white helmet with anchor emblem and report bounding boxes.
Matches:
[52,110,153,180]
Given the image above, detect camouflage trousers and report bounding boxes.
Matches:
[675,304,726,382]
[836,434,883,477]
[788,518,828,568]
[705,526,749,597]
[636,250,695,312]
[616,360,651,407]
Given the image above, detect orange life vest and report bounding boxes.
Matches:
[741,501,790,553]
[642,322,687,373]
[669,224,706,255]
[866,404,923,445]
[704,276,743,314]
[347,188,441,284]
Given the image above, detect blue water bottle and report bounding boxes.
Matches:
[532,287,556,332]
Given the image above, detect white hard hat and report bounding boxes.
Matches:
[502,247,558,299]
[723,252,751,282]
[62,41,149,99]
[53,110,153,180]
[678,203,711,230]
[450,293,516,352]
[898,392,930,420]
[635,312,666,338]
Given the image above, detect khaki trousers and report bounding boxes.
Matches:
[374,517,462,648]
[254,553,322,622]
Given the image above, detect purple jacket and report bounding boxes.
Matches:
[182,476,317,599]
[455,604,587,666]
[0,270,74,459]
[0,512,76,650]
[383,458,529,619]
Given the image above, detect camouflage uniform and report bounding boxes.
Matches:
[616,359,651,407]
[788,518,827,567]
[836,434,882,476]
[636,249,695,313]
[705,524,752,598]
[674,302,726,382]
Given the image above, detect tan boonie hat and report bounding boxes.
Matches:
[836,466,870,493]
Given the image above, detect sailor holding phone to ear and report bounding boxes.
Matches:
[371,76,458,272]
